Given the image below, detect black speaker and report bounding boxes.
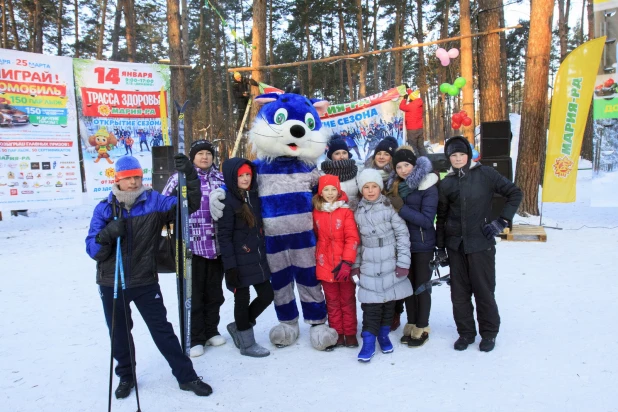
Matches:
[480,120,512,158]
[152,146,175,193]
[490,194,512,229]
[427,153,450,173]
[482,157,513,181]
[152,171,172,193]
[480,121,511,138]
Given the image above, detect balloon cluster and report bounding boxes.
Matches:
[451,110,472,130]
[439,77,467,96]
[436,48,459,66]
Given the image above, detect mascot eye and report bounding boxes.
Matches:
[305,113,316,130]
[274,108,288,125]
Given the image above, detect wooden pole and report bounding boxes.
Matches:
[460,0,475,144]
[228,25,522,73]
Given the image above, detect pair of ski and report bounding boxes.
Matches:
[175,171,192,357]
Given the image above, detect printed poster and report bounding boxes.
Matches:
[73,59,170,201]
[0,50,81,210]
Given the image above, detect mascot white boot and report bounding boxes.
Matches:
[210,93,338,351]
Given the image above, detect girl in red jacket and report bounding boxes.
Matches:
[313,175,361,348]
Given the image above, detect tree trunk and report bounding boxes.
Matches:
[166,0,188,151]
[7,0,20,50]
[580,0,594,161]
[415,0,428,122]
[394,2,402,85]
[372,0,379,94]
[477,0,505,122]
[250,0,267,122]
[355,0,367,97]
[241,7,249,67]
[97,0,107,59]
[338,0,354,101]
[181,0,189,65]
[74,0,79,57]
[305,19,313,96]
[514,0,554,216]
[268,0,274,86]
[2,0,7,49]
[124,0,136,62]
[111,0,123,60]
[557,0,571,62]
[460,0,475,143]
[436,0,450,144]
[499,1,509,118]
[32,0,43,53]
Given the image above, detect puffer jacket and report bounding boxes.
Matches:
[313,193,360,283]
[217,158,270,288]
[436,135,523,254]
[354,195,413,304]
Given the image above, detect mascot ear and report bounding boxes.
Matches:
[254,93,280,105]
[310,99,329,117]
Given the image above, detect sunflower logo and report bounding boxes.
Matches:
[105,167,115,178]
[552,155,574,178]
[98,105,112,116]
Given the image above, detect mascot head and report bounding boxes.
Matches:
[249,93,329,163]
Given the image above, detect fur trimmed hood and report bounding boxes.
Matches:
[387,155,438,192]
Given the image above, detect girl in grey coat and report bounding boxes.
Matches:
[351,168,413,362]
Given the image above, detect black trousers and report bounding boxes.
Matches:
[192,255,224,346]
[234,280,275,331]
[361,301,396,336]
[404,251,434,328]
[100,283,197,384]
[448,245,500,339]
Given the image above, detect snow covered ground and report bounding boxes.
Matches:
[1,169,617,412]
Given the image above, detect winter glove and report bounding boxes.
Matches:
[225,267,241,289]
[395,267,409,278]
[435,248,448,263]
[482,218,508,240]
[351,267,361,278]
[332,261,353,282]
[97,218,126,244]
[387,194,404,213]
[209,187,227,221]
[174,153,197,180]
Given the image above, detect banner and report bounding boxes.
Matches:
[320,85,407,160]
[0,50,81,210]
[542,38,605,203]
[73,59,170,201]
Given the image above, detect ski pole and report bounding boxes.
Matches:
[116,224,142,412]
[108,219,120,412]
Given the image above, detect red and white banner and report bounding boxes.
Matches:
[80,88,166,118]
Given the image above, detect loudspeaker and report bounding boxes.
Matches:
[480,120,512,158]
[490,194,512,229]
[482,157,513,181]
[152,146,175,193]
[427,153,450,173]
[152,172,172,193]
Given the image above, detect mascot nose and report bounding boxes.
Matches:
[290,125,306,138]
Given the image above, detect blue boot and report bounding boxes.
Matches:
[357,331,376,362]
[377,326,394,353]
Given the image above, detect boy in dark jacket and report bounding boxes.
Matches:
[217,158,274,357]
[85,155,213,399]
[436,136,523,352]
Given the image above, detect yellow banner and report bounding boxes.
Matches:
[160,86,170,146]
[2,93,67,108]
[542,37,605,203]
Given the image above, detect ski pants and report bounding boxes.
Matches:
[406,129,428,157]
[191,255,224,346]
[448,245,500,339]
[404,251,434,328]
[361,300,396,336]
[234,280,275,331]
[99,283,197,384]
[322,280,358,335]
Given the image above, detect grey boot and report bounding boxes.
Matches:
[227,322,240,349]
[237,327,270,358]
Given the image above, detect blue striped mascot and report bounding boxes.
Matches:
[210,93,338,350]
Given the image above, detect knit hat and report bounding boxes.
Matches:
[326,138,351,160]
[114,156,143,182]
[238,163,252,177]
[189,140,215,162]
[374,136,398,158]
[393,147,417,168]
[445,136,469,157]
[357,168,384,192]
[318,174,341,195]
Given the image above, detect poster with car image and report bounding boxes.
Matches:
[73,59,170,201]
[0,50,81,210]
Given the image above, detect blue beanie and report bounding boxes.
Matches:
[374,136,398,158]
[326,138,351,160]
[115,156,143,182]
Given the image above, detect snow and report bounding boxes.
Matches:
[1,168,617,412]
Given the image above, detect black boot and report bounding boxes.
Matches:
[115,380,134,399]
[479,337,496,352]
[453,336,475,351]
[179,377,213,396]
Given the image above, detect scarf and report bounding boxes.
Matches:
[111,184,147,211]
[320,159,358,182]
[398,181,413,199]
[321,200,349,213]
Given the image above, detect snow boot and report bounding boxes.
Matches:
[227,322,240,349]
[336,334,346,347]
[408,326,430,347]
[189,344,205,357]
[238,327,270,358]
[206,334,226,346]
[345,334,359,348]
[357,331,376,362]
[179,377,213,396]
[454,336,475,351]
[115,380,134,399]
[390,312,401,331]
[377,325,394,353]
[479,337,496,352]
[400,323,415,344]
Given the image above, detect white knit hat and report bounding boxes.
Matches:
[357,168,384,192]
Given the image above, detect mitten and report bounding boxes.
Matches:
[351,267,361,278]
[225,267,241,289]
[174,154,197,180]
[395,267,409,278]
[97,218,126,244]
[387,194,404,212]
[208,187,227,221]
[333,261,352,282]
[482,218,508,240]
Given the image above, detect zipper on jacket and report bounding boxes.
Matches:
[420,227,424,243]
[126,208,132,287]
[329,211,336,274]
[249,191,266,282]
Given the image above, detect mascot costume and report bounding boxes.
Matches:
[210,93,339,350]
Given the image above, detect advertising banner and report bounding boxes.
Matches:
[0,50,81,210]
[73,59,170,201]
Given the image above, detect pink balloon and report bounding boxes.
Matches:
[436,48,448,59]
[447,48,460,59]
[439,57,450,66]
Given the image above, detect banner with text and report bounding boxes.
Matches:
[0,50,81,210]
[73,59,170,201]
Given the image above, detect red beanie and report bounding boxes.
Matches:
[238,163,252,177]
[318,174,341,195]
